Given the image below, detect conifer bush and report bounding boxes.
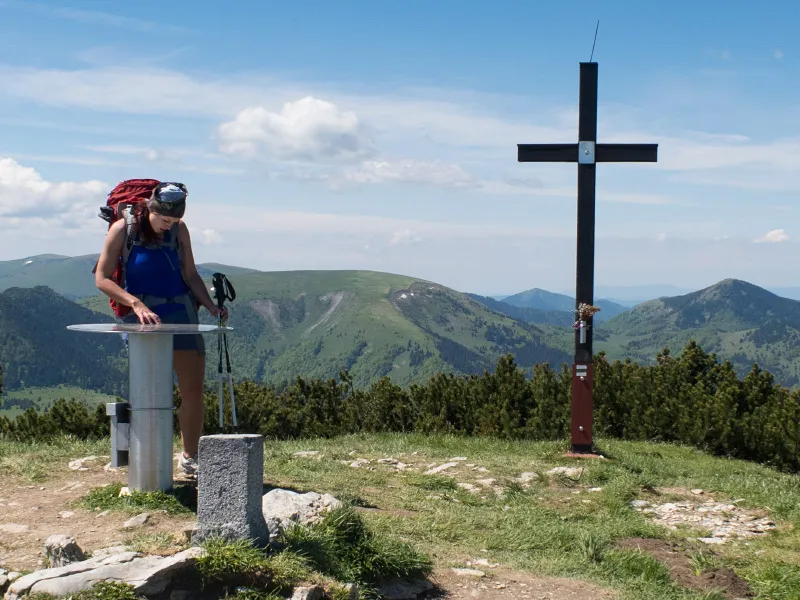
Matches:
[2,341,798,473]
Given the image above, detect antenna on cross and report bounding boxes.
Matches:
[589,20,600,62]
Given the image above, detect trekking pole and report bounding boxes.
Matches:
[211,272,237,433]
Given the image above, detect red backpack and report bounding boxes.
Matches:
[97,179,161,317]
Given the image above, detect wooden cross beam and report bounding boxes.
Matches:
[517,62,658,454]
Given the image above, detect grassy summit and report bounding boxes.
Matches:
[0,433,798,599]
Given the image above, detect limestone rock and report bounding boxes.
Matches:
[91,545,132,560]
[424,462,458,475]
[452,567,486,577]
[293,451,322,459]
[515,472,539,484]
[68,455,107,471]
[631,495,778,543]
[123,513,150,529]
[0,524,28,535]
[547,467,583,478]
[45,534,86,568]
[5,548,205,599]
[262,488,342,534]
[291,584,325,599]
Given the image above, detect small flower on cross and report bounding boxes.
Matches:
[575,303,601,321]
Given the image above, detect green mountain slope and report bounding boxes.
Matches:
[198,270,572,388]
[0,254,259,300]
[467,293,573,327]
[0,286,127,394]
[6,270,572,393]
[500,288,629,322]
[598,278,800,387]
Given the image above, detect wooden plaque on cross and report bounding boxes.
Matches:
[517,62,658,454]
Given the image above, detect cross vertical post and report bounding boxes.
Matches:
[517,62,658,454]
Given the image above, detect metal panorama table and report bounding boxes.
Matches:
[67,323,233,492]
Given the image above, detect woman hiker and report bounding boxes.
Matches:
[94,182,227,476]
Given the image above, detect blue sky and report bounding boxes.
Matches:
[0,0,797,296]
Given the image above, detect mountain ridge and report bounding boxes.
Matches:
[598,278,800,387]
[0,270,572,392]
[499,288,629,322]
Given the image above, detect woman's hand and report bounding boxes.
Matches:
[133,300,161,325]
[208,305,229,322]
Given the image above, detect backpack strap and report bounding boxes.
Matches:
[118,208,137,289]
[126,219,200,319]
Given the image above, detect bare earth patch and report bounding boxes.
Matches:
[421,566,615,599]
[0,458,196,573]
[617,538,753,599]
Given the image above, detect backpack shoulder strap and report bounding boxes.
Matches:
[121,208,138,265]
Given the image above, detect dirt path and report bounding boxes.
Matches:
[421,567,616,599]
[0,458,195,573]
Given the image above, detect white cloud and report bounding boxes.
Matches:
[0,65,264,117]
[656,233,667,243]
[2,63,798,181]
[775,49,784,60]
[754,229,789,243]
[389,229,422,246]
[198,229,223,245]
[189,207,572,239]
[217,97,375,163]
[0,157,106,223]
[338,159,476,188]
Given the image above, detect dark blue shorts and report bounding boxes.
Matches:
[122,306,206,357]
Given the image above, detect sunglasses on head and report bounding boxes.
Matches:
[151,182,187,218]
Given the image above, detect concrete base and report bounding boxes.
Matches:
[192,434,269,547]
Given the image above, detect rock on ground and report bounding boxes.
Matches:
[291,584,325,599]
[631,497,776,543]
[44,534,86,568]
[4,547,205,599]
[262,488,342,542]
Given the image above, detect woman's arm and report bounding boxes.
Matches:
[95,220,160,324]
[95,220,140,307]
[178,222,220,314]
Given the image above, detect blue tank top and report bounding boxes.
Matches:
[125,229,189,317]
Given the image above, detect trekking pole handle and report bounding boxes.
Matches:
[211,272,236,310]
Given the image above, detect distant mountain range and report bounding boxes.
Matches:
[498,288,629,322]
[0,254,259,300]
[596,278,800,387]
[0,259,571,392]
[3,254,800,391]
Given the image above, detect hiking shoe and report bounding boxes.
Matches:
[178,453,199,476]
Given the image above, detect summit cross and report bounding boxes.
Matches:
[517,61,658,454]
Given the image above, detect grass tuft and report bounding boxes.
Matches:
[76,482,195,515]
[26,582,145,600]
[743,561,800,599]
[281,505,432,590]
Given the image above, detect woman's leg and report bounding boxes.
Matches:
[174,349,206,458]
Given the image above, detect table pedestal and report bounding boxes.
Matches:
[66,322,233,493]
[128,333,175,492]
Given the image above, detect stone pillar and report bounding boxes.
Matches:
[192,434,269,547]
